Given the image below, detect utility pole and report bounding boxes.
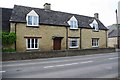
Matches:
[115,9,119,49]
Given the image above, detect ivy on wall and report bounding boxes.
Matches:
[2,32,16,45]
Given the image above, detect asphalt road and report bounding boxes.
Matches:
[2,52,118,78]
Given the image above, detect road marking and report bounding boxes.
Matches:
[64,63,79,66]
[81,61,93,64]
[3,53,118,67]
[109,57,118,60]
[44,63,79,69]
[44,66,54,68]
[0,71,6,73]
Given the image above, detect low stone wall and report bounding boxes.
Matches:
[2,48,115,61]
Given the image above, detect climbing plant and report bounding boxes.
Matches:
[2,32,16,45]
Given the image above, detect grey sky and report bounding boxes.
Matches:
[0,0,119,26]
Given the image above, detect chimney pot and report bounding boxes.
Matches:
[94,13,99,19]
[44,3,51,11]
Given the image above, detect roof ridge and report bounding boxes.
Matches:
[14,5,93,18]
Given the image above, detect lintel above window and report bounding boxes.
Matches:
[26,10,39,27]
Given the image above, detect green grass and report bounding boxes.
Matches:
[2,48,16,52]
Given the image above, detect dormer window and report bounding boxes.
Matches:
[70,20,78,29]
[93,23,98,31]
[26,10,39,26]
[68,16,78,29]
[90,19,99,31]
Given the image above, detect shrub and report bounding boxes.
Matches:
[2,48,16,52]
[2,32,16,45]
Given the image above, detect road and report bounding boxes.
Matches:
[2,52,118,78]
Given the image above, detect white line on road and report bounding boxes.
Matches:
[3,53,118,67]
[44,63,79,69]
[81,61,93,64]
[108,57,118,60]
[44,66,54,68]
[0,71,6,73]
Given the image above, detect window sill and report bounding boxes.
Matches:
[26,25,39,28]
[70,28,79,30]
[69,46,79,49]
[26,49,40,52]
[26,48,39,50]
[92,30,99,32]
[92,46,99,48]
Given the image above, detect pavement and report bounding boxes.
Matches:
[1,52,119,78]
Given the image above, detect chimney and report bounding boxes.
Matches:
[94,13,99,19]
[44,3,51,11]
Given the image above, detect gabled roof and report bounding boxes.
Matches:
[108,29,120,38]
[10,5,107,30]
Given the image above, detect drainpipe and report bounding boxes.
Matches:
[105,30,108,48]
[15,23,17,51]
[115,9,119,49]
[66,27,68,50]
[80,28,82,49]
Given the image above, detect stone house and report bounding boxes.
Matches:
[9,3,108,52]
[108,28,120,48]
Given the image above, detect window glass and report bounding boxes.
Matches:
[69,39,78,48]
[26,38,38,49]
[35,39,38,48]
[92,38,99,47]
[93,23,98,31]
[32,39,34,48]
[71,40,77,47]
[28,16,32,25]
[28,39,30,48]
[27,16,39,26]
[33,16,38,25]
[70,21,78,29]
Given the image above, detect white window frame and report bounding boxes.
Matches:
[92,38,99,47]
[93,23,98,31]
[26,38,39,50]
[70,20,78,29]
[89,19,99,31]
[26,10,39,26]
[69,39,79,48]
[68,16,78,30]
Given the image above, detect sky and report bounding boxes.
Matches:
[0,0,120,26]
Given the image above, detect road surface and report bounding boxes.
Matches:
[2,52,118,78]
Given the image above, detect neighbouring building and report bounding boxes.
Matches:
[4,3,108,52]
[0,8,12,32]
[108,1,120,48]
[108,25,120,48]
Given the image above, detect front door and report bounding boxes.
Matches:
[53,38,61,50]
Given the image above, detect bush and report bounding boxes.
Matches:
[2,32,16,45]
[2,48,16,52]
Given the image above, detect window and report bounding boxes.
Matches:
[89,19,99,31]
[68,16,78,29]
[70,20,78,29]
[92,38,99,47]
[69,39,79,48]
[26,38,39,49]
[26,10,39,26]
[93,23,98,31]
[27,16,39,26]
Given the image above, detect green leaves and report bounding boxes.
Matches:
[2,32,16,45]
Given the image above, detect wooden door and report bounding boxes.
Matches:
[53,38,61,50]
